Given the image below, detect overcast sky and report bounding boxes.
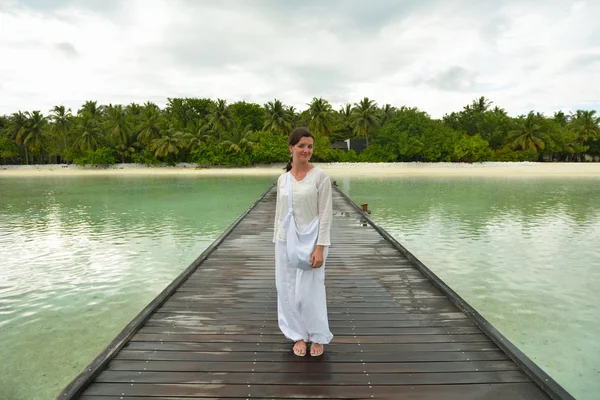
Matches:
[0,0,598,118]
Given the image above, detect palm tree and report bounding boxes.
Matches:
[380,104,396,126]
[78,100,105,119]
[263,99,292,134]
[23,111,48,162]
[571,110,599,143]
[471,96,493,113]
[553,111,569,127]
[136,106,162,146]
[337,104,353,138]
[143,101,161,113]
[493,106,508,117]
[182,120,212,150]
[126,102,142,117]
[7,112,29,164]
[221,124,255,153]
[115,143,137,163]
[208,99,233,140]
[49,105,73,151]
[508,112,545,151]
[104,104,130,148]
[73,113,103,151]
[339,104,352,122]
[307,97,334,137]
[288,106,299,127]
[150,123,185,159]
[351,97,380,146]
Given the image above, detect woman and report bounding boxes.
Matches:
[273,127,333,357]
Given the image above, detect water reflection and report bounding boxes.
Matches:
[330,175,600,400]
[0,175,275,400]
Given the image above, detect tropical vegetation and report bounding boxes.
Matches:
[0,97,598,166]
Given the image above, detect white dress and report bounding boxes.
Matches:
[273,167,334,344]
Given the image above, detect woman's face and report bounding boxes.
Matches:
[290,136,314,163]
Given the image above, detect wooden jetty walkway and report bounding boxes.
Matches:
[57,183,574,399]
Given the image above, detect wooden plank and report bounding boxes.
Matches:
[150,310,470,321]
[123,341,498,353]
[131,332,490,343]
[157,305,459,314]
[137,326,484,336]
[107,360,521,373]
[81,382,550,399]
[146,315,474,328]
[96,369,531,385]
[113,350,511,363]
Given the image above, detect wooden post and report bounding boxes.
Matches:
[361,203,368,212]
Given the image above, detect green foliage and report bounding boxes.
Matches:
[131,147,160,165]
[230,101,264,132]
[311,134,335,162]
[165,98,214,127]
[358,144,397,162]
[61,147,83,163]
[1,96,598,166]
[452,134,493,163]
[307,98,334,137]
[351,97,380,146]
[0,135,18,160]
[249,130,289,164]
[329,149,358,162]
[419,123,458,162]
[263,99,292,134]
[191,143,235,166]
[73,147,117,166]
[493,146,539,162]
[443,97,511,150]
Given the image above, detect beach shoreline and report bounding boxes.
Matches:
[1,162,600,178]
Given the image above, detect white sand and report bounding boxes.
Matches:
[1,162,600,178]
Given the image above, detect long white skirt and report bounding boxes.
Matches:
[275,240,333,344]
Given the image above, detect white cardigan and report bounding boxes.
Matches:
[272,167,333,246]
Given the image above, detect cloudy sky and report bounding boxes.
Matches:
[0,0,598,118]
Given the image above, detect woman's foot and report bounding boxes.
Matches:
[310,342,324,357]
[293,340,307,357]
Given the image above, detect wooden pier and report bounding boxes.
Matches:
[57,183,574,399]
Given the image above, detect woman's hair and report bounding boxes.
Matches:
[285,127,314,171]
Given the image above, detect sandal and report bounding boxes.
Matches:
[310,343,324,357]
[293,340,307,357]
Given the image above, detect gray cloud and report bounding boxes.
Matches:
[418,66,478,92]
[18,0,66,10]
[290,66,350,98]
[479,16,510,44]
[223,0,439,35]
[55,42,78,57]
[567,53,600,68]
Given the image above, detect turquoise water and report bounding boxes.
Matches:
[0,175,274,400]
[338,175,600,400]
[1,173,598,399]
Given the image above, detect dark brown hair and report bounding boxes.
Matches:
[285,127,314,171]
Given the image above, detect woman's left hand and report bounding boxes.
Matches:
[310,246,325,268]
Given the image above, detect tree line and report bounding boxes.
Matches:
[0,96,598,166]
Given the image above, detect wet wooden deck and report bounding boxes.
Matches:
[58,183,573,399]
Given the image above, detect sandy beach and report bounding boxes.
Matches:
[1,162,600,178]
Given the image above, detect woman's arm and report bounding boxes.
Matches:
[316,174,333,247]
[273,177,281,243]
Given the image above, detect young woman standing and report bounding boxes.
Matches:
[272,127,333,357]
